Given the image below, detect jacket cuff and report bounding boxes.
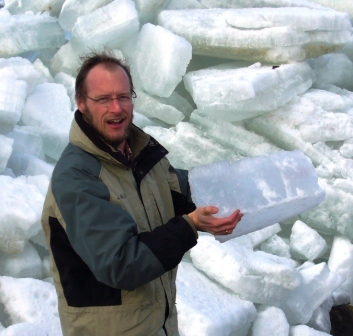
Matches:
[182,214,198,239]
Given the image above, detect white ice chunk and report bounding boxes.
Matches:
[289,325,331,336]
[300,89,347,112]
[250,305,290,336]
[300,178,353,241]
[190,113,278,157]
[176,262,256,336]
[246,223,282,248]
[0,276,61,336]
[21,83,72,161]
[307,297,333,334]
[309,53,353,92]
[333,178,353,194]
[0,175,49,254]
[158,91,194,119]
[0,322,50,336]
[290,220,327,261]
[32,58,53,83]
[134,89,185,125]
[58,0,114,32]
[0,57,47,93]
[280,262,343,325]
[328,235,353,305]
[0,135,13,173]
[0,243,42,279]
[133,0,166,24]
[340,139,353,159]
[71,0,139,50]
[133,24,192,98]
[7,153,54,178]
[144,122,241,170]
[188,150,325,241]
[190,236,301,306]
[132,111,156,129]
[0,10,65,58]
[158,8,352,63]
[54,72,76,110]
[6,126,44,159]
[246,95,352,176]
[308,0,353,23]
[4,0,65,17]
[49,41,81,77]
[184,62,313,121]
[261,234,291,259]
[0,77,27,126]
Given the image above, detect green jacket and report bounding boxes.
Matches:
[41,111,197,336]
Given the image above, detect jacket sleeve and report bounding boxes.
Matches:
[167,164,196,215]
[51,149,197,291]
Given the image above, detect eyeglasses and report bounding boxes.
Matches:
[81,93,135,106]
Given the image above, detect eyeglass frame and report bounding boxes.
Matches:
[81,92,136,106]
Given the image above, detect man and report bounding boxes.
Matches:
[41,51,243,336]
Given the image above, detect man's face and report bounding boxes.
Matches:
[77,64,133,151]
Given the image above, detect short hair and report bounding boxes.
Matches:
[75,49,136,100]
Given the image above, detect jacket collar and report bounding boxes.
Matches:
[70,110,168,172]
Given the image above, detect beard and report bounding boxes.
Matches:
[82,105,133,150]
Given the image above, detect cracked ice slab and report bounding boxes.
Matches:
[188,149,325,241]
[158,7,352,63]
[184,62,313,121]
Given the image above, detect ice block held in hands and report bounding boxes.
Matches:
[188,150,325,242]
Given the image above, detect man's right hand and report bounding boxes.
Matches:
[188,206,243,236]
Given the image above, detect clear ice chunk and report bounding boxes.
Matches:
[188,149,325,241]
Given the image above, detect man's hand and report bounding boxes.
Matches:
[188,206,243,235]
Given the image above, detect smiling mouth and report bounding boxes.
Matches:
[107,118,124,124]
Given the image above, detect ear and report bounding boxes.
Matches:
[76,94,86,114]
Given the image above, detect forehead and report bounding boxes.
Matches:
[85,63,130,94]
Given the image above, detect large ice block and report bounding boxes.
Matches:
[289,220,327,261]
[133,23,192,98]
[0,175,49,254]
[134,89,185,125]
[144,122,241,170]
[133,0,166,24]
[0,77,27,126]
[4,0,65,17]
[280,262,342,325]
[190,236,301,306]
[0,277,62,336]
[158,7,352,63]
[0,57,47,93]
[21,83,72,161]
[0,10,65,58]
[176,261,256,336]
[188,149,325,241]
[300,178,353,241]
[70,0,139,50]
[328,235,353,305]
[58,0,113,32]
[184,62,313,121]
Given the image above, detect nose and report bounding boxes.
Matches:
[109,98,123,111]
